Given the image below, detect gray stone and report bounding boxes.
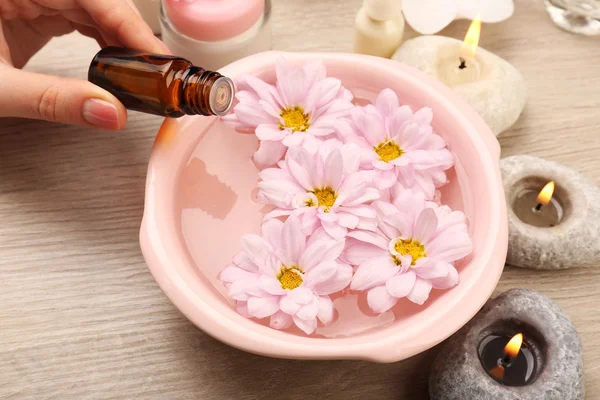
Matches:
[429,289,584,400]
[392,36,526,136]
[501,155,600,269]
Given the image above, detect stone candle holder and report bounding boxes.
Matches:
[429,289,584,400]
[392,36,526,136]
[501,155,600,269]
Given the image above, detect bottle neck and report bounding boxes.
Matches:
[180,67,225,116]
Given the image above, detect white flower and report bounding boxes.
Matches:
[402,0,514,34]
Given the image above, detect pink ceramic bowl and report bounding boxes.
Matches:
[139,51,508,363]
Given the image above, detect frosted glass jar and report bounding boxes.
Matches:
[160,0,272,71]
[132,0,162,34]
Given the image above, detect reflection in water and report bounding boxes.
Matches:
[179,158,238,220]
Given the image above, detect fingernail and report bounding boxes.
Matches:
[156,37,172,55]
[82,99,120,129]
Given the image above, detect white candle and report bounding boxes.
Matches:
[393,19,526,136]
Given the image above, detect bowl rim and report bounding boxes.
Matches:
[139,51,508,363]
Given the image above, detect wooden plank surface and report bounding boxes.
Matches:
[1,0,599,398]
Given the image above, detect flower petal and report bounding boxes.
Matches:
[282,215,306,265]
[406,278,433,305]
[256,124,288,141]
[293,314,318,334]
[299,234,346,271]
[350,256,398,291]
[232,251,259,272]
[282,132,305,147]
[241,234,274,270]
[317,296,335,324]
[259,275,286,295]
[280,293,302,314]
[243,75,280,104]
[375,88,400,117]
[290,286,314,305]
[287,155,314,191]
[296,296,320,320]
[340,143,362,175]
[426,231,473,262]
[253,140,287,168]
[261,218,284,250]
[247,295,280,318]
[345,242,388,266]
[367,286,399,313]
[219,265,256,283]
[337,212,360,229]
[352,107,386,146]
[338,205,376,218]
[303,261,338,287]
[414,208,438,244]
[403,0,457,34]
[385,270,417,298]
[348,230,389,249]
[324,147,344,190]
[270,310,293,330]
[457,0,514,23]
[376,169,399,189]
[313,263,353,295]
[428,262,459,289]
[322,220,348,240]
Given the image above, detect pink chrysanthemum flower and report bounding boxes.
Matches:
[219,216,352,334]
[336,89,453,199]
[223,58,354,168]
[345,190,472,312]
[257,140,380,239]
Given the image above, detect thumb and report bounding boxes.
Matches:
[0,65,127,130]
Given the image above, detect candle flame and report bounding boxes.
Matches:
[536,181,555,206]
[462,18,481,58]
[504,333,523,360]
[490,365,505,381]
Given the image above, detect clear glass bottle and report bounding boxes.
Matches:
[88,47,235,117]
[160,0,272,71]
[545,0,600,35]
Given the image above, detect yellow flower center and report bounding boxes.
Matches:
[310,187,337,212]
[374,141,403,163]
[393,239,427,266]
[278,267,304,290]
[280,106,310,132]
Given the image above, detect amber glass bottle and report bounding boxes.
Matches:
[88,47,235,117]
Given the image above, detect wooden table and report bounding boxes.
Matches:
[1,0,599,398]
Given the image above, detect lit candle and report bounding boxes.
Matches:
[392,19,526,136]
[513,181,563,227]
[437,18,482,88]
[501,155,600,270]
[429,289,584,400]
[480,333,537,386]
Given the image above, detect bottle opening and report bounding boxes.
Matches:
[210,77,235,116]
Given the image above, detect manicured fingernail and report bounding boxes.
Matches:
[82,98,120,129]
[156,37,172,55]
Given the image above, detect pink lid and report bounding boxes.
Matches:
[164,0,265,42]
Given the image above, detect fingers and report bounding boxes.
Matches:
[73,23,108,48]
[78,0,169,54]
[0,64,127,130]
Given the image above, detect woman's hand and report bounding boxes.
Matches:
[0,0,170,129]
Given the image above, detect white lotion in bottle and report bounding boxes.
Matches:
[354,0,405,58]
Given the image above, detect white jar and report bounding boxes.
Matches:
[160,0,272,71]
[354,0,405,59]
